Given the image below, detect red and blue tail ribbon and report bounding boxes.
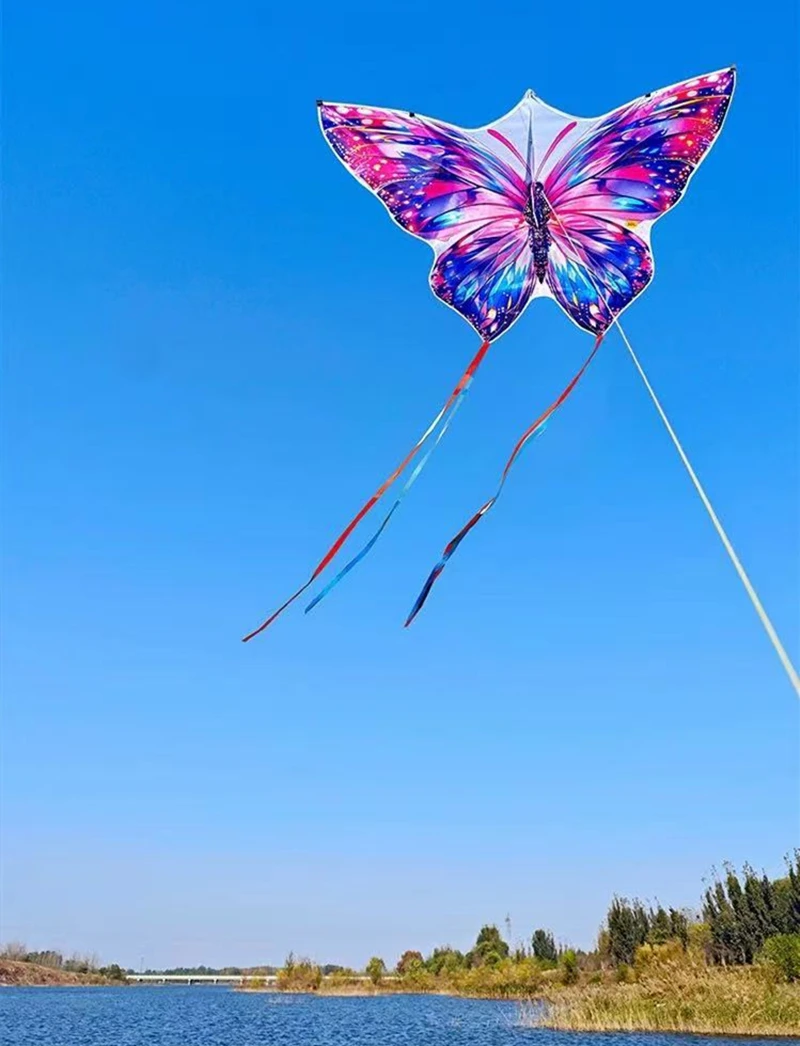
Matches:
[242,339,491,641]
[405,333,604,627]
[304,394,468,615]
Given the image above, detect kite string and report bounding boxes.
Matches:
[546,203,800,699]
[618,325,800,699]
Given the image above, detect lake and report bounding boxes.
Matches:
[0,987,797,1046]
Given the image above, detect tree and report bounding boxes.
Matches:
[669,908,691,950]
[787,851,800,929]
[99,964,125,981]
[366,956,386,985]
[649,906,671,945]
[467,925,509,967]
[396,950,423,976]
[426,947,465,975]
[531,929,558,964]
[633,901,650,950]
[606,898,650,966]
[703,863,796,965]
[704,877,742,964]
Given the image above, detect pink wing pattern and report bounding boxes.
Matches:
[320,103,534,340]
[319,71,735,340]
[544,68,735,332]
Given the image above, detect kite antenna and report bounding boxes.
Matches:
[546,204,800,700]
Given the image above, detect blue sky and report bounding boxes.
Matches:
[2,0,798,970]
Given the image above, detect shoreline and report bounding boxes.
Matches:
[236,969,800,1038]
[5,959,799,1038]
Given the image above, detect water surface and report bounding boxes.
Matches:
[1,987,796,1046]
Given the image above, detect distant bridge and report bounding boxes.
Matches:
[126,973,278,986]
[126,972,383,987]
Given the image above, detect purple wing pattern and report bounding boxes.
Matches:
[544,69,735,333]
[320,103,533,340]
[431,216,534,340]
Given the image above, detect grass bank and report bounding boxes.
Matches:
[257,943,800,1036]
[0,959,122,987]
[525,946,800,1036]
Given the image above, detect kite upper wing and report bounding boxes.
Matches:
[543,67,736,333]
[319,103,535,340]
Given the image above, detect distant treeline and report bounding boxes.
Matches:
[4,853,799,991]
[275,853,800,994]
[139,965,278,976]
[600,855,800,970]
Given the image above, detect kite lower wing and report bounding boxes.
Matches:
[545,216,653,333]
[431,215,536,339]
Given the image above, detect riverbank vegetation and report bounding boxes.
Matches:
[0,945,126,986]
[524,941,800,1035]
[273,853,800,1035]
[4,852,799,1035]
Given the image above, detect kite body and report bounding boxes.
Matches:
[319,71,734,339]
[244,70,735,640]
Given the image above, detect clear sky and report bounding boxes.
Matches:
[2,0,798,971]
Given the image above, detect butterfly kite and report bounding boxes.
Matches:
[241,66,797,697]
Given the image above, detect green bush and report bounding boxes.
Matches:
[467,925,509,967]
[759,934,800,983]
[99,964,125,982]
[561,950,579,985]
[396,950,424,976]
[366,956,386,985]
[277,956,322,991]
[426,947,465,975]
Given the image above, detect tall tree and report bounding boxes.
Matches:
[606,898,650,966]
[786,851,800,930]
[669,908,690,950]
[649,906,671,945]
[703,861,798,965]
[531,929,558,963]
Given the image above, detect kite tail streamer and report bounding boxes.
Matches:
[304,394,468,614]
[242,339,491,642]
[405,333,603,627]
